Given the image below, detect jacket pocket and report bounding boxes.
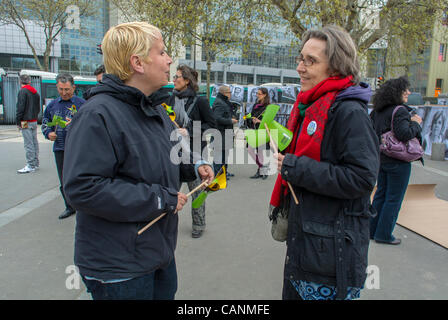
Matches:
[300,220,357,278]
[300,221,337,277]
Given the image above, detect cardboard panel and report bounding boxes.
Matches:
[372,184,448,248]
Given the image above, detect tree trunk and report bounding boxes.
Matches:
[205,46,211,102]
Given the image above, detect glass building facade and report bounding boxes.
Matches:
[58,0,109,75]
[184,26,301,86]
[0,0,108,76]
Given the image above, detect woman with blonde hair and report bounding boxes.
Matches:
[63,22,214,300]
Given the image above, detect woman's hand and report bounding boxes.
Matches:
[175,192,188,213]
[274,152,285,173]
[252,118,261,124]
[178,128,189,137]
[411,114,422,125]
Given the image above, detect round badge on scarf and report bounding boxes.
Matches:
[307,121,317,136]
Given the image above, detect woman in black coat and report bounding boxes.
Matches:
[369,77,423,245]
[168,64,216,238]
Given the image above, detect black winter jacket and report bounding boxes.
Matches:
[16,85,41,125]
[63,74,197,280]
[370,104,422,164]
[281,98,379,299]
[212,93,235,132]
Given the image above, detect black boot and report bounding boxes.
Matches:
[250,169,261,179]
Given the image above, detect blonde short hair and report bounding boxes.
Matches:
[102,22,161,81]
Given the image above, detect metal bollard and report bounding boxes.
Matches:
[431,143,446,161]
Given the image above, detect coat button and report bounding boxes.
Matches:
[284,170,288,176]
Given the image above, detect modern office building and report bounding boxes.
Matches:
[0,0,109,76]
[177,26,301,86]
[0,20,61,72]
[58,0,109,75]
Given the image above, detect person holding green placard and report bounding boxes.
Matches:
[246,87,270,180]
[270,25,379,300]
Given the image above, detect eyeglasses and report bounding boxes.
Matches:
[295,55,317,67]
[173,75,183,80]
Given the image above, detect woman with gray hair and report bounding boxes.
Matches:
[269,25,379,300]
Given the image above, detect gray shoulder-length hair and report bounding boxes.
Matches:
[301,25,360,84]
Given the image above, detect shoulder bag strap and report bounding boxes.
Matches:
[186,96,198,117]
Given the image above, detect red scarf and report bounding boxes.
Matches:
[269,76,353,208]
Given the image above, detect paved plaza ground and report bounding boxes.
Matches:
[0,125,447,300]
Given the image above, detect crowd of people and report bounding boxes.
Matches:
[14,21,427,301]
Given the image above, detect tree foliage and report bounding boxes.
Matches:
[269,0,448,76]
[111,0,278,99]
[0,0,95,71]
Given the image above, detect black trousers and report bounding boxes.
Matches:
[213,130,233,174]
[54,151,73,211]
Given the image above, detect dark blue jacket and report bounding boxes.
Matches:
[63,74,197,280]
[41,95,85,151]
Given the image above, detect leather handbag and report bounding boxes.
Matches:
[379,105,423,162]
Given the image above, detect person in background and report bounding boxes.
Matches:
[94,64,105,82]
[167,64,216,239]
[212,85,238,178]
[16,74,41,174]
[247,87,270,180]
[62,22,213,300]
[41,73,85,219]
[83,65,106,100]
[271,25,379,300]
[370,77,423,245]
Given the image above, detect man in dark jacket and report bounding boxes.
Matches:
[16,74,41,174]
[212,85,238,175]
[63,22,214,300]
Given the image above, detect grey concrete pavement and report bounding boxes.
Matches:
[0,125,447,300]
